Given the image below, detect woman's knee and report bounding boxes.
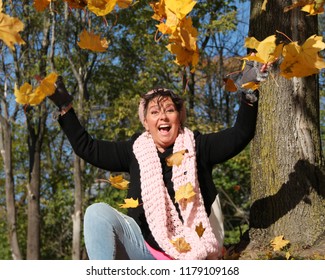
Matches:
[84,202,121,225]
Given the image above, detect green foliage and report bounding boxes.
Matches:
[213,147,251,245]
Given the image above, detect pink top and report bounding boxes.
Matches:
[145,241,173,260]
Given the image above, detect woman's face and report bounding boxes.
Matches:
[144,96,181,152]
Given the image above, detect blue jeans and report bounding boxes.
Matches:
[84,202,155,260]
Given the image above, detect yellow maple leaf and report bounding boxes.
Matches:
[0,12,25,50]
[119,198,139,208]
[175,182,196,209]
[87,0,117,16]
[150,0,167,21]
[243,35,283,64]
[170,237,191,253]
[301,3,325,15]
[77,29,109,52]
[34,0,51,12]
[280,34,325,78]
[64,0,88,9]
[195,222,205,238]
[241,81,260,91]
[14,73,58,106]
[270,235,290,251]
[40,72,58,96]
[165,0,196,20]
[109,174,129,190]
[166,149,188,167]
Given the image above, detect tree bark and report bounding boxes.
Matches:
[244,0,325,253]
[0,86,22,259]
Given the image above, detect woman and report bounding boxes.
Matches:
[49,61,269,260]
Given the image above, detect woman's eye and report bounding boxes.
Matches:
[151,110,159,115]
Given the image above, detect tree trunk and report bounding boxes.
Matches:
[0,91,22,259]
[243,0,325,254]
[26,104,46,259]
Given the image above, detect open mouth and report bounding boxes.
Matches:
[158,124,171,133]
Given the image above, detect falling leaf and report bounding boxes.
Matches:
[301,3,325,14]
[109,174,129,190]
[243,35,283,64]
[270,235,290,251]
[284,0,325,15]
[175,183,196,206]
[119,198,139,208]
[166,149,188,167]
[0,11,25,50]
[280,34,325,78]
[87,0,117,16]
[77,29,109,52]
[170,237,191,253]
[241,81,260,91]
[165,0,196,20]
[224,78,238,92]
[195,222,205,238]
[34,0,51,12]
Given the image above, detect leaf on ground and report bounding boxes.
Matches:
[170,237,191,253]
[270,235,290,251]
[119,198,139,208]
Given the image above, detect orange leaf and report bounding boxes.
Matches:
[224,78,238,92]
[270,235,290,251]
[109,174,129,190]
[119,198,139,208]
[40,72,58,96]
[34,0,51,12]
[0,12,25,50]
[77,29,109,52]
[170,237,191,253]
[166,149,188,167]
[195,222,205,238]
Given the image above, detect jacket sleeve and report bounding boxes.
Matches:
[198,100,258,166]
[58,108,131,172]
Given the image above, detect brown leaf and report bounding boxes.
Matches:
[166,149,188,167]
[170,237,191,253]
[195,222,205,238]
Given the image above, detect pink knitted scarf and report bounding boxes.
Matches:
[133,127,219,260]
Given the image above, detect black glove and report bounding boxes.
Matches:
[48,76,73,109]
